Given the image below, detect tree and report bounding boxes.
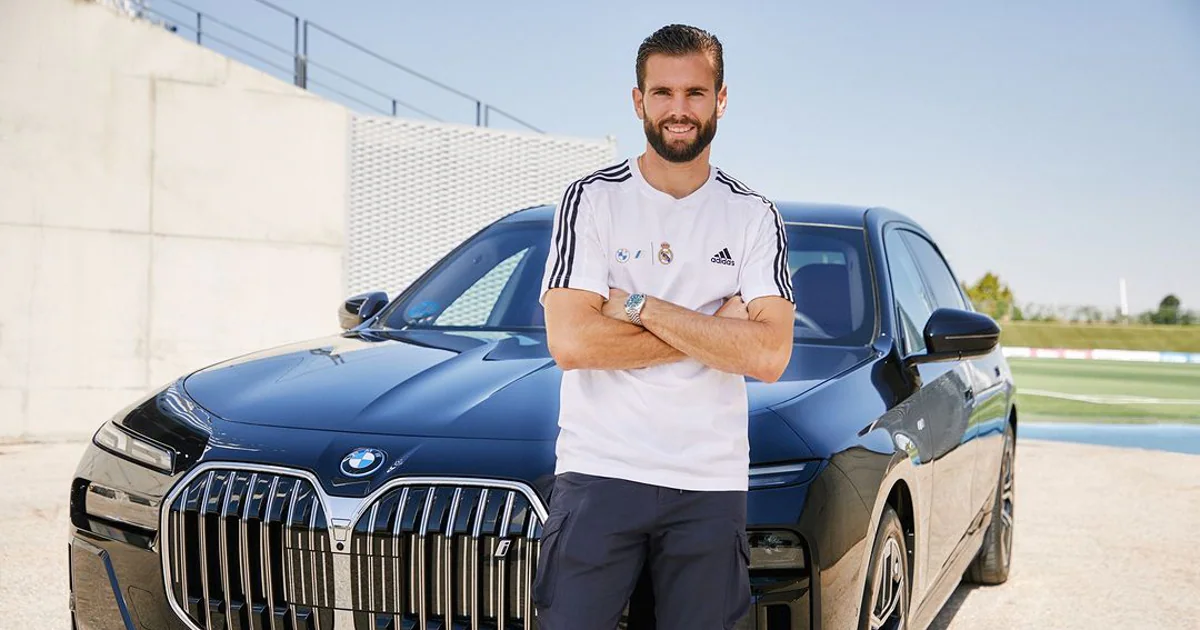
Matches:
[1073,305,1105,323]
[962,272,1015,321]
[1155,294,1181,325]
[1138,294,1194,325]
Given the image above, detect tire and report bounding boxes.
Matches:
[858,506,910,630]
[965,420,1015,584]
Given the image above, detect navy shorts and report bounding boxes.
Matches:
[532,471,751,629]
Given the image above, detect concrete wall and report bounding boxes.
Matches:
[0,0,350,440]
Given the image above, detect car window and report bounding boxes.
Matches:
[884,229,935,354]
[786,225,875,346]
[382,220,877,346]
[902,231,967,311]
[383,224,550,330]
[435,248,529,326]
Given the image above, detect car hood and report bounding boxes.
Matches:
[183,329,873,441]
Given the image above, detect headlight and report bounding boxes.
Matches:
[93,421,175,474]
[748,461,818,489]
[748,529,806,570]
[109,379,211,473]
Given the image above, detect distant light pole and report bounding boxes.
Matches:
[1119,278,1129,321]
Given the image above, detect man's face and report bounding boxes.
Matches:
[634,52,727,163]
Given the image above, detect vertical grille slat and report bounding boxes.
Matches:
[452,488,482,620]
[285,482,302,630]
[438,488,463,619]
[417,487,438,630]
[391,488,409,629]
[167,469,548,630]
[366,503,379,613]
[217,475,237,629]
[174,507,188,611]
[523,516,537,630]
[495,491,516,625]
[260,476,280,630]
[470,488,489,630]
[197,471,217,630]
[239,473,259,630]
[308,495,322,629]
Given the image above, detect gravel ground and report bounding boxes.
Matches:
[929,438,1200,630]
[2,439,1198,629]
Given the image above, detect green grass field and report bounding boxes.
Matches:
[1000,321,1200,352]
[1009,357,1200,424]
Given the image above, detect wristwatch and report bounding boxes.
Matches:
[624,293,647,326]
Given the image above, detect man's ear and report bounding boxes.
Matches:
[716,83,728,119]
[632,87,645,120]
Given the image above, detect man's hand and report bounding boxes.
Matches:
[638,294,793,382]
[543,288,686,371]
[602,288,630,322]
[715,295,748,320]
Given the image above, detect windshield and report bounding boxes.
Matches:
[379,221,876,346]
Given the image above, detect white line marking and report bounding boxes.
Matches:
[1021,389,1200,406]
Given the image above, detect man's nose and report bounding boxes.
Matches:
[667,93,689,117]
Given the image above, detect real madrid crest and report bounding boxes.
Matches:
[657,242,673,265]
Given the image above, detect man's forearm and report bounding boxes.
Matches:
[553,313,685,371]
[638,297,778,379]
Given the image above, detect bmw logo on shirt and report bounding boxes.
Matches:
[340,447,387,477]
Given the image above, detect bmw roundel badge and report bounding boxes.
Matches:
[340,447,387,477]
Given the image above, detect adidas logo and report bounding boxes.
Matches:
[710,248,736,266]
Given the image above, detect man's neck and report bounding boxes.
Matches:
[638,149,711,199]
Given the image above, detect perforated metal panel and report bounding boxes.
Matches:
[348,115,618,298]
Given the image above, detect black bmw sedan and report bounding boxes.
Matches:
[69,202,1016,630]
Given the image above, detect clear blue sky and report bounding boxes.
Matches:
[170,0,1199,315]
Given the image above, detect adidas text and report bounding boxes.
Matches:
[711,248,736,266]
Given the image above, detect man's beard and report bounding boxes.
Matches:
[643,109,717,163]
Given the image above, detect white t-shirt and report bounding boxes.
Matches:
[539,156,794,491]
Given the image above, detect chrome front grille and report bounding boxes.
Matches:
[163,466,547,630]
[348,485,542,629]
[165,469,334,630]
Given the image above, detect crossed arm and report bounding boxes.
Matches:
[543,288,794,383]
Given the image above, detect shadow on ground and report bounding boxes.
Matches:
[927,582,983,630]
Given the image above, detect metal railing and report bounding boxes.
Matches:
[127,0,543,132]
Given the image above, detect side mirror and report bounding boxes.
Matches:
[338,291,389,330]
[906,308,1000,366]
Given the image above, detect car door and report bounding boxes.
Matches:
[883,227,976,586]
[899,232,1005,530]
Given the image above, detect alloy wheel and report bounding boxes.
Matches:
[869,535,906,630]
[999,432,1015,565]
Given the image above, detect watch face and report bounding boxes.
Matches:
[624,294,645,324]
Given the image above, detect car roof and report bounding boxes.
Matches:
[499,201,876,228]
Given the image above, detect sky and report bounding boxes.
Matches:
[161,0,1200,315]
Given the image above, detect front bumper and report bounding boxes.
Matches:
[69,524,811,630]
[70,454,816,630]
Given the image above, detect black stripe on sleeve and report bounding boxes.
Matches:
[715,171,793,301]
[549,161,628,287]
[549,180,582,287]
[550,161,631,289]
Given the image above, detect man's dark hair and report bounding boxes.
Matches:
[636,24,724,91]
